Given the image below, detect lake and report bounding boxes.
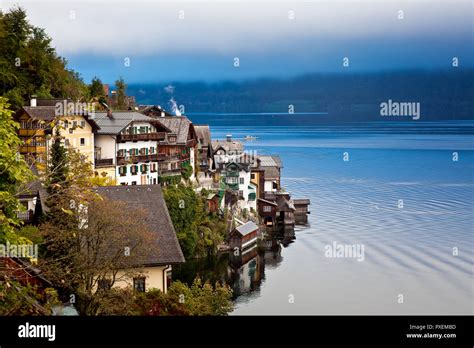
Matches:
[174,119,474,315]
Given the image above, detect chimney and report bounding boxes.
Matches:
[30,95,37,107]
[226,134,232,142]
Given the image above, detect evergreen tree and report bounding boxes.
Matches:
[115,77,127,110]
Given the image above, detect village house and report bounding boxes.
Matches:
[218,161,257,211]
[93,111,170,185]
[17,97,99,166]
[212,134,244,165]
[95,185,185,293]
[148,115,198,180]
[139,105,173,118]
[228,220,259,252]
[193,124,215,177]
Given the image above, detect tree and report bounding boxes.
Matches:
[162,184,226,259]
[39,147,157,315]
[89,76,105,102]
[0,97,33,245]
[0,7,88,110]
[115,77,127,110]
[94,278,233,316]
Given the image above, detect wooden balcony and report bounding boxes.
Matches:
[95,158,114,167]
[117,153,166,165]
[117,132,166,142]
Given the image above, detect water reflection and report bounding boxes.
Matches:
[172,230,290,300]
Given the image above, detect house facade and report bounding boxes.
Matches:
[94,111,168,185]
[95,185,185,293]
[150,116,198,181]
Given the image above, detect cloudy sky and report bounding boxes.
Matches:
[2,0,473,84]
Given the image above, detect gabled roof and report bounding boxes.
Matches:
[258,155,282,180]
[95,185,185,265]
[234,221,258,236]
[212,139,243,154]
[194,125,212,148]
[20,106,56,121]
[259,155,282,168]
[94,111,158,135]
[155,116,193,144]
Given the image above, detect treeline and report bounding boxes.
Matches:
[0,7,87,109]
[0,7,130,110]
[128,69,474,121]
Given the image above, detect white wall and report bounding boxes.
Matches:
[95,135,116,163]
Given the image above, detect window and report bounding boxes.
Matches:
[239,177,244,185]
[131,181,137,186]
[80,138,85,146]
[153,178,157,185]
[73,121,77,128]
[131,165,138,175]
[263,206,272,212]
[64,120,69,129]
[226,177,238,184]
[80,121,85,128]
[251,173,255,180]
[133,277,145,292]
[65,139,70,147]
[119,166,127,176]
[69,128,73,134]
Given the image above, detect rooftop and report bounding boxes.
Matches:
[235,220,259,236]
[154,116,193,144]
[94,111,157,135]
[94,185,185,265]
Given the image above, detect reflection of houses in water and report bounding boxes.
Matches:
[227,245,264,297]
[260,238,283,268]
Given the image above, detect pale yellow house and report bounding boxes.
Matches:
[48,114,99,166]
[95,185,185,293]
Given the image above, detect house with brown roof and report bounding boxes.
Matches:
[95,185,185,293]
[94,111,170,185]
[17,97,99,166]
[194,124,214,176]
[149,115,198,180]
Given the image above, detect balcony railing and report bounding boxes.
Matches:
[117,132,166,142]
[95,158,114,167]
[16,210,33,222]
[117,153,166,165]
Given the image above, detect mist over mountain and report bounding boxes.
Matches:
[128,70,474,123]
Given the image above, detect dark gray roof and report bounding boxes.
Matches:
[156,116,192,144]
[235,221,258,236]
[21,106,56,121]
[94,111,156,135]
[194,125,212,148]
[95,185,185,265]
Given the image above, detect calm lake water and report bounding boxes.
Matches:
[175,119,474,315]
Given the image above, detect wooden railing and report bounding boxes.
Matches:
[116,153,166,165]
[94,158,114,167]
[117,132,166,142]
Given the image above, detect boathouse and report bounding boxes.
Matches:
[229,221,259,251]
